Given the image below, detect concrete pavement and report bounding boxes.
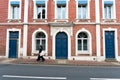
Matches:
[0,58,120,66]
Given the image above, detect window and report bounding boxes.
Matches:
[34,0,47,20]
[8,1,20,19]
[55,0,68,20]
[78,5,87,19]
[104,5,112,19]
[77,32,88,51]
[37,5,45,19]
[103,1,116,20]
[57,5,66,19]
[12,5,19,19]
[76,0,90,21]
[35,32,46,50]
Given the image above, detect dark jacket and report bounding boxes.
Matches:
[39,46,43,54]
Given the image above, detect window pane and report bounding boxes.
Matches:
[104,6,112,19]
[78,40,82,50]
[83,40,87,50]
[78,32,88,38]
[62,7,66,19]
[78,7,82,19]
[42,39,46,50]
[57,5,66,19]
[12,6,19,19]
[78,5,87,19]
[36,40,40,50]
[57,6,61,19]
[42,9,45,19]
[83,6,86,19]
[36,32,45,38]
[37,5,45,19]
[37,6,42,19]
[108,6,111,18]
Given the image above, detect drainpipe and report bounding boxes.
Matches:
[95,0,101,61]
[23,0,28,57]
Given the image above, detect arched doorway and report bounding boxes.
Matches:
[55,32,68,59]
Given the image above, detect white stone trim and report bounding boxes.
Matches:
[76,28,92,56]
[103,28,118,61]
[32,28,48,55]
[22,0,29,57]
[95,0,101,61]
[6,28,21,58]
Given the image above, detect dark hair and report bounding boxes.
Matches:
[40,45,43,49]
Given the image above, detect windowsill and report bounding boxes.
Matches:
[33,19,47,22]
[77,53,91,56]
[102,18,116,22]
[76,18,90,22]
[77,51,91,55]
[54,19,68,22]
[7,19,22,22]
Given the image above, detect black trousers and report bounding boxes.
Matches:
[37,55,45,61]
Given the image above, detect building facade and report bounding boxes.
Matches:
[0,0,120,61]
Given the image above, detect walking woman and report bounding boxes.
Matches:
[37,45,45,62]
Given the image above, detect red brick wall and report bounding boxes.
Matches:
[0,0,8,22]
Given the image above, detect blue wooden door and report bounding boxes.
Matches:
[56,32,68,59]
[105,31,115,59]
[9,31,19,58]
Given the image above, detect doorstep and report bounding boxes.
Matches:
[56,59,68,64]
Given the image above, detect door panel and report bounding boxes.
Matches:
[9,39,18,58]
[105,31,115,59]
[56,32,68,59]
[9,31,19,58]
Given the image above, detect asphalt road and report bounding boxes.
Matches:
[0,64,120,80]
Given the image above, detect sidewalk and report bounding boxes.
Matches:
[0,58,120,66]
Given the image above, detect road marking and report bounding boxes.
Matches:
[3,75,67,80]
[90,78,120,80]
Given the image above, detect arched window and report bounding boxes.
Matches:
[35,32,46,50]
[77,32,88,51]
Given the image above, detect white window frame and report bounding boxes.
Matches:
[78,34,88,51]
[35,32,46,50]
[37,5,46,19]
[8,0,21,20]
[32,28,48,55]
[33,0,48,20]
[76,0,90,20]
[54,0,69,21]
[78,5,87,19]
[76,28,92,55]
[57,5,66,19]
[102,0,116,20]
